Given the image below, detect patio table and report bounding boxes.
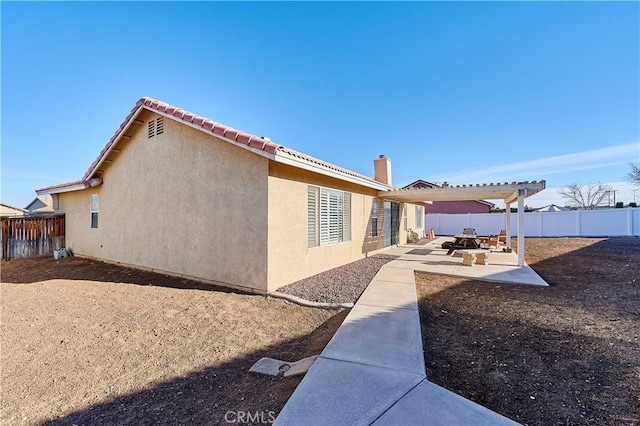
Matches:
[446,233,482,255]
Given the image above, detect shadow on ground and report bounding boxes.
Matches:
[1,256,238,293]
[38,311,348,426]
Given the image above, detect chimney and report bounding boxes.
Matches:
[374,155,392,186]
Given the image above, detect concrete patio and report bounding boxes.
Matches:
[384,237,549,286]
[274,239,534,425]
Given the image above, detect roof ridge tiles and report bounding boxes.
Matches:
[66,96,386,189]
[81,97,284,180]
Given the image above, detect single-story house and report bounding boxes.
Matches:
[0,203,28,217]
[24,195,54,216]
[403,180,494,213]
[36,97,425,293]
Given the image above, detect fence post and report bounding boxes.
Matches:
[1,218,8,260]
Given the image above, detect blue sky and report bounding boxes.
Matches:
[2,1,639,208]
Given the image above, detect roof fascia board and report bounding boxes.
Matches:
[36,178,103,196]
[274,151,392,191]
[36,182,88,195]
[85,104,145,179]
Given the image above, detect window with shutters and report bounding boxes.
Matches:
[416,205,423,228]
[308,185,351,248]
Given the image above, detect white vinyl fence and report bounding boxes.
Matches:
[426,208,640,237]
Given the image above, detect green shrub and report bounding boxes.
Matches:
[615,202,624,208]
[630,202,638,208]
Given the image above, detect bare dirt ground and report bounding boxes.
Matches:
[1,257,347,425]
[416,238,640,425]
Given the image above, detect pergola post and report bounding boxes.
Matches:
[517,189,526,267]
[505,201,512,249]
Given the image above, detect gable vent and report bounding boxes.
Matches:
[147,117,164,138]
[156,117,164,135]
[148,119,155,138]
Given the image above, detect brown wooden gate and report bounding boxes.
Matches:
[1,215,65,260]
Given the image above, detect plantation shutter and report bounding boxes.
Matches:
[328,189,342,244]
[319,189,330,246]
[307,186,320,248]
[309,186,352,247]
[343,192,351,242]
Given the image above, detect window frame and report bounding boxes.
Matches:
[307,185,351,248]
[415,205,423,229]
[371,198,378,237]
[403,204,408,230]
[90,194,99,229]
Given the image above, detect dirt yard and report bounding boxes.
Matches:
[416,238,640,425]
[0,257,346,425]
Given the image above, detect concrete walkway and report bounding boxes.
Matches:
[274,240,534,425]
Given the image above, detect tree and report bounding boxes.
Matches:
[625,162,640,186]
[557,182,613,209]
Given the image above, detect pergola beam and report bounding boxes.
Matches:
[377,180,545,268]
[378,181,545,203]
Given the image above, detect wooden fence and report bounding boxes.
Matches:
[1,215,65,260]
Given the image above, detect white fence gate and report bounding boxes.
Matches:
[426,208,640,237]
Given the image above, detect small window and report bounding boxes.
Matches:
[416,205,423,228]
[403,205,408,230]
[90,194,99,228]
[148,117,164,138]
[371,198,378,237]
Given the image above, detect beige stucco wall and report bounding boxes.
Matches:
[401,202,426,241]
[266,162,424,291]
[57,112,269,292]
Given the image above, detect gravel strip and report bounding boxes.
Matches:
[277,254,399,304]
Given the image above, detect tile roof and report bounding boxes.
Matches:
[38,179,85,192]
[37,97,391,193]
[83,97,282,180]
[76,97,391,190]
[276,146,392,188]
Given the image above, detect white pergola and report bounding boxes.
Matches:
[378,181,546,267]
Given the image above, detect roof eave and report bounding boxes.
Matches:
[36,178,103,196]
[84,103,279,181]
[274,151,394,191]
[84,104,145,180]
